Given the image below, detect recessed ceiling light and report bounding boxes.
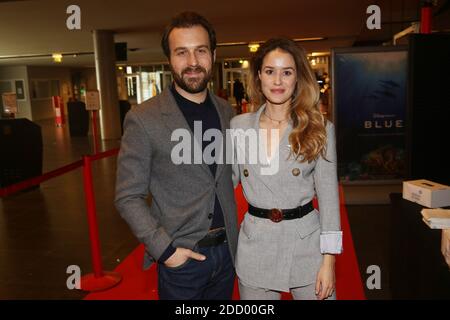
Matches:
[52,53,63,63]
[248,43,260,52]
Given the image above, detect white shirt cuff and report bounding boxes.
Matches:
[320,231,343,254]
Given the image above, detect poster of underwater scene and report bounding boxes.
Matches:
[332,47,407,182]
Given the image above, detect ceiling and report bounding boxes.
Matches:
[0,0,449,67]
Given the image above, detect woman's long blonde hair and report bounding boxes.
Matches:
[248,38,327,163]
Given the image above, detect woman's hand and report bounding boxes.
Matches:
[315,254,336,300]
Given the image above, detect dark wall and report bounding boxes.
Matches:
[406,33,450,185]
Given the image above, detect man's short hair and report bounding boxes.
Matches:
[161,11,217,58]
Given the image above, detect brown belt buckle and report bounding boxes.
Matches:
[268,208,283,223]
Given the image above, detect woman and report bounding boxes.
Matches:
[442,229,450,268]
[230,38,342,300]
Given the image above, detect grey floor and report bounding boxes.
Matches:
[0,118,397,299]
[346,205,392,299]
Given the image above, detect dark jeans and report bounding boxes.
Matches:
[157,242,235,300]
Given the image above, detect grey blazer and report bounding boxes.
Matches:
[115,87,238,269]
[230,105,342,291]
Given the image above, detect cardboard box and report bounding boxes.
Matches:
[403,179,450,208]
[421,208,450,229]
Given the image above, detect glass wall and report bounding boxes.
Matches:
[124,64,171,104]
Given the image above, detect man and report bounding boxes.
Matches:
[232,78,244,114]
[115,12,238,300]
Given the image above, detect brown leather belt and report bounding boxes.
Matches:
[248,201,314,223]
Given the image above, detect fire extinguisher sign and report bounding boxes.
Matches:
[86,91,101,110]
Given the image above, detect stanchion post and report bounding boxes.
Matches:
[80,155,121,291]
[82,155,103,277]
[420,1,433,34]
[92,110,99,154]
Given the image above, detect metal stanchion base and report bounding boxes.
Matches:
[80,271,122,292]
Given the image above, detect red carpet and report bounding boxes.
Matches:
[85,184,365,300]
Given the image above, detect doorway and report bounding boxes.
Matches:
[224,69,249,107]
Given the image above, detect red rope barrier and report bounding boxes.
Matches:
[1,148,122,291]
[0,148,120,198]
[88,148,119,162]
[0,160,83,198]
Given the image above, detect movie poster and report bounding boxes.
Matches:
[333,48,407,182]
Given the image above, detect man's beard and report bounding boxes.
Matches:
[172,65,212,94]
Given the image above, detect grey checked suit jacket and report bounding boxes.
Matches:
[115,88,238,269]
[230,105,342,291]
